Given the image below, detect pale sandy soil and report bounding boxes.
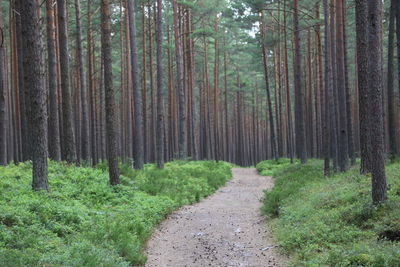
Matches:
[143,168,287,267]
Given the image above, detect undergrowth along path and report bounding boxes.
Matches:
[144,168,287,267]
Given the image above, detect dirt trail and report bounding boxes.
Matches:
[144,168,287,267]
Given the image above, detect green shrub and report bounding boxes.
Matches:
[260,159,400,266]
[0,160,232,266]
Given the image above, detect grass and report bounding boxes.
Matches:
[257,159,400,266]
[0,160,232,266]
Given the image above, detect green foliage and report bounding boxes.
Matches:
[259,159,400,266]
[256,158,299,176]
[0,160,232,266]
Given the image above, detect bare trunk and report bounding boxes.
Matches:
[101,0,120,185]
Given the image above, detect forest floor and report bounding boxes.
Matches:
[144,168,287,267]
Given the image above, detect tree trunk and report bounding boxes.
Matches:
[127,0,144,169]
[356,0,371,174]
[155,0,165,168]
[58,0,76,163]
[0,0,6,165]
[323,0,332,175]
[101,0,120,185]
[21,0,48,190]
[335,0,349,172]
[367,0,387,203]
[46,0,61,161]
[172,0,187,159]
[75,0,90,163]
[293,0,307,163]
[260,11,277,161]
[343,0,355,166]
[388,0,398,157]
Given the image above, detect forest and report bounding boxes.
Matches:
[0,0,399,266]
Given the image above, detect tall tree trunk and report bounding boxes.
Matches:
[155,0,165,168]
[323,0,332,175]
[46,0,61,161]
[367,0,387,203]
[283,0,294,162]
[87,0,97,165]
[142,4,148,163]
[293,0,307,163]
[21,0,48,190]
[15,0,29,161]
[343,0,355,166]
[336,0,349,172]
[127,0,144,169]
[75,0,90,163]
[213,17,220,161]
[58,0,76,163]
[356,0,371,174]
[388,0,398,157]
[0,0,6,165]
[172,0,187,159]
[260,11,277,161]
[101,0,120,185]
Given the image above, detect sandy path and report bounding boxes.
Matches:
[144,168,287,267]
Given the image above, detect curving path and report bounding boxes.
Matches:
[144,168,287,267]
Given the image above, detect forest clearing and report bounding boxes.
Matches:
[1,0,400,266]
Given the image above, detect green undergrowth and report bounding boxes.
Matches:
[257,159,400,266]
[0,160,232,266]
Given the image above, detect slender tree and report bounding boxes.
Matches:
[0,0,5,165]
[172,0,187,159]
[46,0,61,161]
[58,0,76,163]
[75,0,90,163]
[101,0,120,185]
[156,0,165,168]
[293,0,307,163]
[127,0,144,169]
[336,0,349,172]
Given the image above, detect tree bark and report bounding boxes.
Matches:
[58,0,76,163]
[21,0,49,190]
[75,0,90,163]
[367,0,387,203]
[172,0,187,159]
[356,0,371,174]
[127,0,145,169]
[46,0,61,161]
[155,0,165,168]
[336,0,349,172]
[101,0,120,185]
[0,0,6,165]
[293,0,307,163]
[260,11,277,161]
[388,0,398,157]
